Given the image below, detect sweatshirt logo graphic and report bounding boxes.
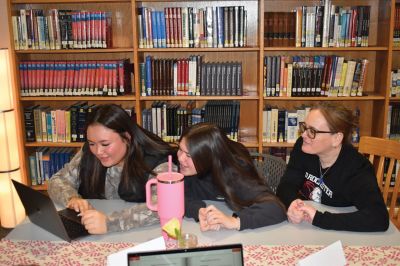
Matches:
[301,172,333,201]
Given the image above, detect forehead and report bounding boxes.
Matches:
[305,109,329,129]
[179,138,189,151]
[87,124,120,141]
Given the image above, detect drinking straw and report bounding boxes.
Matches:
[168,155,172,176]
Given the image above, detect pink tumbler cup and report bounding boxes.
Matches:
[146,172,184,240]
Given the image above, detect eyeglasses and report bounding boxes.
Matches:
[299,122,337,139]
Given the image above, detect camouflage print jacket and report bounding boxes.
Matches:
[48,150,176,232]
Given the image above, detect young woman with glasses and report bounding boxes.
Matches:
[276,102,389,232]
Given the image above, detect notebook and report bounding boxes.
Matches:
[127,243,244,266]
[12,179,89,242]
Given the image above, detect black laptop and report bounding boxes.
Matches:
[127,243,244,266]
[12,179,89,242]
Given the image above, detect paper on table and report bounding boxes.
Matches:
[107,237,166,266]
[297,240,346,266]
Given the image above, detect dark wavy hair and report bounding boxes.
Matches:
[179,122,285,211]
[78,104,176,202]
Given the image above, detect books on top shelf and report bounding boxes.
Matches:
[19,59,133,97]
[278,2,371,48]
[263,55,369,97]
[142,100,240,142]
[12,9,112,50]
[137,6,247,48]
[24,103,136,143]
[140,55,242,97]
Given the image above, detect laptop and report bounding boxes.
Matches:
[127,243,244,266]
[12,179,89,242]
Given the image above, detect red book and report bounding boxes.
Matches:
[165,8,171,48]
[112,62,117,95]
[81,11,87,48]
[94,12,100,48]
[177,8,182,48]
[98,62,104,95]
[85,11,91,48]
[73,62,80,95]
[171,8,176,47]
[101,12,107,48]
[94,61,101,94]
[48,61,54,95]
[76,12,82,48]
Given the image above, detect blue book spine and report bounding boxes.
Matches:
[156,11,162,48]
[217,7,224,48]
[46,111,52,142]
[151,11,158,48]
[160,11,166,48]
[145,56,152,95]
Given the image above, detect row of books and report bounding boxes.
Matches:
[142,100,240,142]
[387,103,400,141]
[391,69,400,98]
[12,9,112,50]
[24,103,136,143]
[138,6,247,48]
[263,55,369,97]
[262,105,360,143]
[140,55,242,96]
[28,147,76,185]
[394,4,400,47]
[19,59,133,97]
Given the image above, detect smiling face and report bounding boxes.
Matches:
[177,137,197,176]
[87,123,128,167]
[301,109,341,156]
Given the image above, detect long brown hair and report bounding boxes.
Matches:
[78,104,176,202]
[180,122,285,211]
[311,102,357,145]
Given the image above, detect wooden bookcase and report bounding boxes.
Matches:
[6,0,397,189]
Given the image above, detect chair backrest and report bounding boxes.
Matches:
[358,136,400,230]
[251,153,287,194]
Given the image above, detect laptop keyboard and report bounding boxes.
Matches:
[58,212,88,239]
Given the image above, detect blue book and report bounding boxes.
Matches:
[151,11,158,48]
[160,11,166,48]
[217,7,224,48]
[46,110,52,142]
[145,56,152,95]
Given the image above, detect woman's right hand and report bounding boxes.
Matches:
[67,197,92,213]
[287,199,305,224]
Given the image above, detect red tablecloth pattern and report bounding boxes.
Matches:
[0,239,399,265]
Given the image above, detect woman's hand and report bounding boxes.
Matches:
[198,205,239,231]
[80,210,108,234]
[67,197,92,213]
[287,199,306,224]
[298,204,317,224]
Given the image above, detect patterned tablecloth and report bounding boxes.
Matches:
[0,239,399,265]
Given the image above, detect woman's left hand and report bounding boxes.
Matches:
[298,204,317,224]
[80,209,108,234]
[199,205,239,231]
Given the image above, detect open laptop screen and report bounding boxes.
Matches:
[127,243,244,266]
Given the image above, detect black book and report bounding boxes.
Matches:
[24,105,39,142]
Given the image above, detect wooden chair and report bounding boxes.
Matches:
[358,136,400,230]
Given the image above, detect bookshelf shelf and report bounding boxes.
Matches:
[15,48,134,54]
[32,184,47,191]
[262,142,295,148]
[139,47,260,52]
[140,96,259,101]
[390,97,400,102]
[11,0,130,3]
[20,96,136,101]
[263,47,389,52]
[25,142,84,147]
[263,95,386,101]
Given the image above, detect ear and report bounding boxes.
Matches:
[333,132,344,147]
[123,132,131,143]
